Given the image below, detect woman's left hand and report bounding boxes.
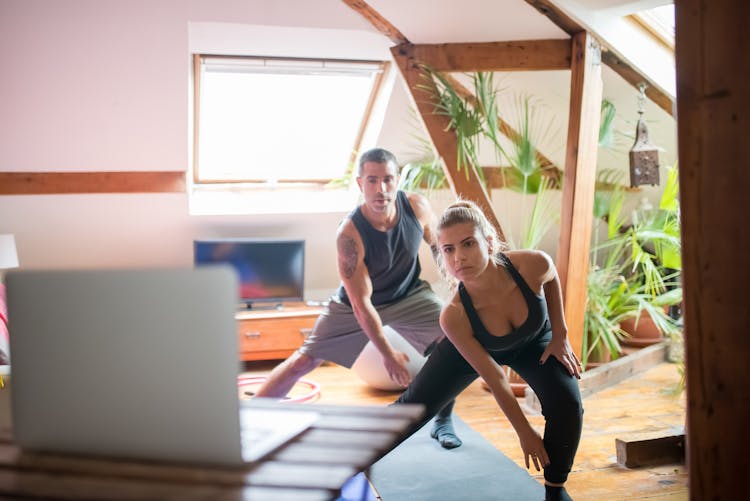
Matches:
[518,426,550,472]
[540,336,582,379]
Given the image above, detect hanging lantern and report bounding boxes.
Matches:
[629,83,660,187]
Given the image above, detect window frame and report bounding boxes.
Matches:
[191,54,389,187]
[629,7,675,50]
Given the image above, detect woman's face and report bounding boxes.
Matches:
[438,222,492,281]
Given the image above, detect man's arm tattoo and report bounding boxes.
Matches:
[339,236,358,279]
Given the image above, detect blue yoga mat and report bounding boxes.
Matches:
[366,416,544,500]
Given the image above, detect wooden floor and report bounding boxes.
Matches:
[242,359,688,500]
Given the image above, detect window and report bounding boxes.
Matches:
[193,55,388,186]
[630,4,674,49]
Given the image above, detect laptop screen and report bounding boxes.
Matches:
[5,267,262,466]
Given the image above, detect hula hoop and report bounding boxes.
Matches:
[238,375,321,404]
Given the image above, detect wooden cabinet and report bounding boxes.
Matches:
[235,303,323,361]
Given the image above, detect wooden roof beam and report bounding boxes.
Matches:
[340,0,410,45]
[408,40,571,72]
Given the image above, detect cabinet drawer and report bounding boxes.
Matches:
[237,316,316,360]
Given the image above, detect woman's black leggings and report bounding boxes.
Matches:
[393,331,583,484]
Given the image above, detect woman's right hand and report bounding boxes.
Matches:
[518,426,550,471]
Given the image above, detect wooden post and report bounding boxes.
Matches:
[675,1,750,499]
[556,32,602,357]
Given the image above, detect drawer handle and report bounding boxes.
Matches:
[299,328,313,338]
[244,331,261,339]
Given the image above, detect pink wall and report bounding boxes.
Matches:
[0,0,189,172]
[0,1,360,297]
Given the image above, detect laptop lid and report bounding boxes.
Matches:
[6,266,256,466]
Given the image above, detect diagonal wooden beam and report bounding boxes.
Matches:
[524,0,675,117]
[556,32,603,357]
[340,0,409,44]
[391,44,505,240]
[410,40,571,72]
[600,50,674,116]
[524,0,582,34]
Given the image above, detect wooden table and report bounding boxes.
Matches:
[0,392,423,501]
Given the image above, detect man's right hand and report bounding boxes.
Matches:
[383,351,412,387]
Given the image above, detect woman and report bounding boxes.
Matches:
[394,200,583,501]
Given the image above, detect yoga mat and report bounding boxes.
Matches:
[368,417,545,500]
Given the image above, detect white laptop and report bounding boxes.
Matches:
[5,266,318,466]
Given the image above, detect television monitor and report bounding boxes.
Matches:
[194,238,305,308]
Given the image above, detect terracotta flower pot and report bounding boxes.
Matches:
[584,346,613,370]
[620,308,666,347]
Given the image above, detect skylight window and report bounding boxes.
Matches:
[631,4,674,49]
[193,55,387,185]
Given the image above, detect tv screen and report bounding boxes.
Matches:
[194,239,305,307]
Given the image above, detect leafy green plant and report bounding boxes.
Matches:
[498,94,560,249]
[421,69,489,184]
[582,264,631,366]
[326,158,357,189]
[398,157,447,192]
[598,99,618,149]
[584,162,683,369]
[599,163,682,298]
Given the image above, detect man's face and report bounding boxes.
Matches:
[357,160,399,214]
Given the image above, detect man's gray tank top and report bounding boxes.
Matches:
[337,190,423,306]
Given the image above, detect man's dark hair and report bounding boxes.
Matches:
[358,148,398,176]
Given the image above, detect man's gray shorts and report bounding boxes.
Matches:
[298,280,445,368]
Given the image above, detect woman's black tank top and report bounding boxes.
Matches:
[337,191,423,306]
[458,253,551,353]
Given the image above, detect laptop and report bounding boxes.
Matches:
[5,266,318,466]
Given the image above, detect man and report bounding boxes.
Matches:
[255,147,461,448]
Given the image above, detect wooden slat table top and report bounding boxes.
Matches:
[0,400,424,500]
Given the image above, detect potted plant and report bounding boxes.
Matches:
[584,163,683,372]
[582,264,631,368]
[609,164,683,348]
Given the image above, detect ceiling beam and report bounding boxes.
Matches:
[408,40,571,72]
[0,171,186,195]
[525,0,583,34]
[524,0,675,117]
[600,50,674,115]
[340,0,409,44]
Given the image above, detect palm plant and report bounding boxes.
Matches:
[499,94,560,249]
[420,68,562,249]
[398,156,447,193]
[420,69,489,184]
